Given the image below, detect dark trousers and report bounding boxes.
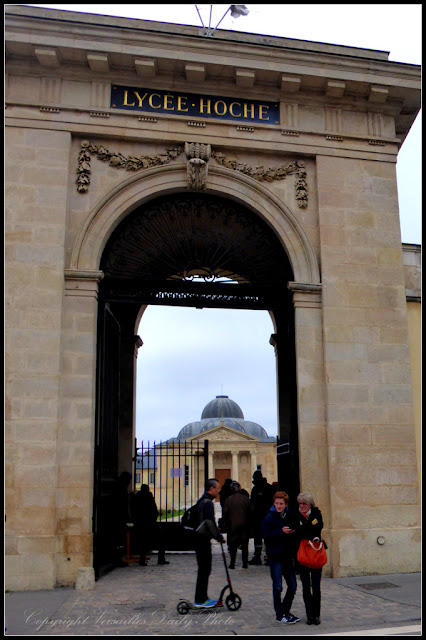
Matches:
[299,565,322,618]
[253,522,263,558]
[137,523,166,562]
[269,556,297,620]
[228,540,249,567]
[195,537,212,604]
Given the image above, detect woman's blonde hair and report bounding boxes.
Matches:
[297,492,315,507]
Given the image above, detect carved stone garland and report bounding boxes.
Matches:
[76,140,308,207]
[212,152,308,208]
[75,140,183,193]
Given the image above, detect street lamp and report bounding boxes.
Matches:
[195,4,250,37]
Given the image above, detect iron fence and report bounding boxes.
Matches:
[132,438,209,549]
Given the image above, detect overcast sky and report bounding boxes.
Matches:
[26,4,421,443]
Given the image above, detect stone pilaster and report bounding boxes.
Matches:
[250,452,257,475]
[55,270,103,585]
[289,283,330,512]
[231,450,239,480]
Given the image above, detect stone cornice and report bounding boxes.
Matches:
[3,6,392,62]
[5,6,420,143]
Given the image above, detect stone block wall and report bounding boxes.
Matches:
[317,155,420,576]
[5,127,71,589]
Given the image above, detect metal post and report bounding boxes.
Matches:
[204,439,209,489]
[133,437,137,489]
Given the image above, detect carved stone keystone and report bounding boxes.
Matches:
[185,142,211,190]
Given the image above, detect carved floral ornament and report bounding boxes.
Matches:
[76,139,308,207]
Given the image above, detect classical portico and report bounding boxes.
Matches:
[176,395,278,493]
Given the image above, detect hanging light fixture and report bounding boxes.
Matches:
[230,5,250,18]
[195,4,250,37]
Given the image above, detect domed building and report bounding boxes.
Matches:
[165,395,277,494]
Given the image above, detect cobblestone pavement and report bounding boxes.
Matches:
[5,545,421,636]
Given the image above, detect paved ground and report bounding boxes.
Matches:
[5,542,421,636]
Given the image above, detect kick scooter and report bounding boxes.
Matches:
[177,541,242,615]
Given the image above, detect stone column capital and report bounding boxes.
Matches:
[64,269,104,298]
[288,281,322,308]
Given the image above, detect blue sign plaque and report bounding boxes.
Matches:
[111,85,280,125]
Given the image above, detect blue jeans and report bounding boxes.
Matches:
[268,556,297,619]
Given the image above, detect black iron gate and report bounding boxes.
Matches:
[93,303,121,579]
[132,438,209,551]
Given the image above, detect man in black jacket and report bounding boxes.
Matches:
[249,470,274,564]
[194,479,225,608]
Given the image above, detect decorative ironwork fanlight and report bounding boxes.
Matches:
[101,193,291,288]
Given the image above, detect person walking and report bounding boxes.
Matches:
[222,481,250,569]
[296,492,324,625]
[262,491,300,624]
[219,477,233,507]
[194,479,225,608]
[132,484,169,566]
[249,470,273,564]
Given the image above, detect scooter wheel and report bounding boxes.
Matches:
[225,593,242,611]
[177,600,191,615]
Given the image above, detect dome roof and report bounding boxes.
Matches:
[175,395,274,442]
[201,395,244,420]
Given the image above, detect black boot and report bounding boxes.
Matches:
[158,553,169,565]
[312,591,321,624]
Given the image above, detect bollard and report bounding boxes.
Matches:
[75,567,95,591]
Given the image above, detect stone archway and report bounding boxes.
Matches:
[64,164,322,576]
[69,164,320,286]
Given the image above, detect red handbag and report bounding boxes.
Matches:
[297,537,327,569]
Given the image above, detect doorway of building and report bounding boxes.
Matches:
[215,469,232,501]
[94,191,299,576]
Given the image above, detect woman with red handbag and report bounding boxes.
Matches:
[296,492,326,625]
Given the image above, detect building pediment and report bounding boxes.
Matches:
[189,425,258,442]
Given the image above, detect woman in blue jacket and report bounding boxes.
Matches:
[262,491,300,624]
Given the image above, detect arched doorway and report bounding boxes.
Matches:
[94,191,300,575]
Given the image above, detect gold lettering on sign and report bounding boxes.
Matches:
[229,102,242,117]
[148,93,162,108]
[214,100,227,116]
[258,105,269,121]
[123,90,135,106]
[243,103,255,119]
[163,94,175,110]
[199,98,212,114]
[177,96,189,112]
[134,91,149,107]
[114,86,279,123]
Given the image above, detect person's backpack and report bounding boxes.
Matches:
[181,498,204,531]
